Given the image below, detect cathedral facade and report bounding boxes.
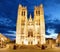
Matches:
[16,4,45,45]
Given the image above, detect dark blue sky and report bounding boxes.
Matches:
[0,0,60,40]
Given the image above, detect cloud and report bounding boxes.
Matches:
[45,14,60,36]
[0,16,15,26]
[2,30,16,40]
[47,29,55,34]
[0,16,16,38]
[5,33,16,37]
[0,0,18,40]
[8,31,16,34]
[46,28,58,39]
[46,33,58,39]
[5,34,16,40]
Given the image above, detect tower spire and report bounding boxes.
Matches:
[29,14,32,22]
[40,4,43,7]
[30,14,32,19]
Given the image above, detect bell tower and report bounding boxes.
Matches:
[16,5,27,44]
[34,5,41,44]
[34,4,45,45]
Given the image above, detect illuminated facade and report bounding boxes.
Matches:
[16,4,45,45]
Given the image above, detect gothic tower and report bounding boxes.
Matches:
[16,5,27,44]
[34,4,45,44]
[16,4,45,45]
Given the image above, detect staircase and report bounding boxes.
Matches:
[19,45,41,49]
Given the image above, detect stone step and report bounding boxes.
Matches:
[19,45,40,49]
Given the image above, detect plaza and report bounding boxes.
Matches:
[0,45,60,52]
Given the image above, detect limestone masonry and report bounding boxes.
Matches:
[16,4,45,45]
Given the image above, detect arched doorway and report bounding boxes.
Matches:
[28,29,33,37]
[28,41,33,45]
[28,29,33,45]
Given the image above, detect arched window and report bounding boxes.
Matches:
[21,11,24,16]
[36,11,37,15]
[24,11,25,16]
[36,10,40,16]
[38,11,40,15]
[21,11,25,16]
[28,30,33,37]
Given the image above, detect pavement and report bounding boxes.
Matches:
[0,48,60,52]
[0,44,9,50]
[0,44,60,52]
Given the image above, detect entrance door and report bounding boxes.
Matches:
[28,30,33,37]
[28,41,33,45]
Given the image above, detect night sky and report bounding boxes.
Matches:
[0,0,60,40]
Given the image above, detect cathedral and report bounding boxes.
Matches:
[16,4,46,45]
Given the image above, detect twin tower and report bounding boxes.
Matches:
[16,4,45,45]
